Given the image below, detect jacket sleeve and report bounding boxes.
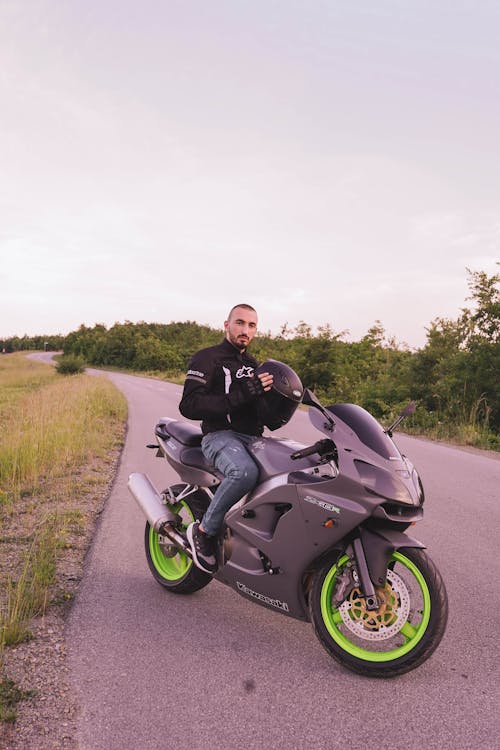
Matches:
[179,351,262,421]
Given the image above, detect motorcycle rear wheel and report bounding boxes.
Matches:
[144,485,212,594]
[310,547,448,677]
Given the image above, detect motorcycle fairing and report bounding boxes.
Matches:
[153,409,426,621]
[217,470,377,620]
[309,405,423,506]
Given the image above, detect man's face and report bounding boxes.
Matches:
[224,307,258,351]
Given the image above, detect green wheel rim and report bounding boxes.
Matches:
[320,552,431,663]
[148,502,193,581]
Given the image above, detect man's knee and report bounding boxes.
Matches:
[227,460,259,489]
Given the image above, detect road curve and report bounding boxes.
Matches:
[40,363,499,749]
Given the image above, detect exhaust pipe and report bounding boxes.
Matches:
[128,473,192,556]
[128,472,178,533]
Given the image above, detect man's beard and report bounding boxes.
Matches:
[231,334,248,350]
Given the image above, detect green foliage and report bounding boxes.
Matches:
[1,267,498,447]
[62,320,220,372]
[0,334,65,353]
[409,267,500,435]
[55,354,86,375]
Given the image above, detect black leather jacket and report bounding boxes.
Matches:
[179,338,264,436]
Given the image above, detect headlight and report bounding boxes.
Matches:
[354,460,415,505]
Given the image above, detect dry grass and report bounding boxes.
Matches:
[0,356,126,512]
[0,353,127,720]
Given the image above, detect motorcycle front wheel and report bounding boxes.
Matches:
[310,547,448,677]
[145,484,212,594]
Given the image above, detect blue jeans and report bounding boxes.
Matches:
[200,430,260,536]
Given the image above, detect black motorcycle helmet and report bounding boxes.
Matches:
[254,359,304,430]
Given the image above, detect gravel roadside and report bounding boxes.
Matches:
[1,447,123,750]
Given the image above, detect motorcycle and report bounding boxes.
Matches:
[128,389,448,677]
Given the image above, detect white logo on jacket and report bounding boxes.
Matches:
[236,365,254,379]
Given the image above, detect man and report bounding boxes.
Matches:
[179,304,273,574]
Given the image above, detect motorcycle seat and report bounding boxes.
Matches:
[158,420,203,447]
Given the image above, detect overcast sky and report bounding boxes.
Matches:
[1,0,499,349]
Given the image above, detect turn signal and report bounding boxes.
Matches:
[323,519,335,528]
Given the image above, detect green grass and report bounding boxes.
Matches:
[1,513,61,649]
[403,395,500,451]
[0,677,36,723]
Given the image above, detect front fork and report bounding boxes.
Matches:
[351,537,379,610]
[348,526,426,611]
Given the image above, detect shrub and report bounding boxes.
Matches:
[55,355,86,375]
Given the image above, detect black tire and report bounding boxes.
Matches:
[144,485,212,594]
[309,547,448,677]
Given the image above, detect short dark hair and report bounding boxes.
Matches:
[227,303,257,319]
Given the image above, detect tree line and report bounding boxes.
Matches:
[2,268,499,447]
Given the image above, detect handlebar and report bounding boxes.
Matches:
[290,439,336,461]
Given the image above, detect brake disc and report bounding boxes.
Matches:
[338,569,411,641]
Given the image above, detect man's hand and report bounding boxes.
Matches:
[256,372,273,392]
[242,372,274,399]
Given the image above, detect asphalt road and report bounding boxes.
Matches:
[34,360,500,749]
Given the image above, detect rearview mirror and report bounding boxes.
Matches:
[301,388,335,431]
[401,401,416,416]
[302,388,322,408]
[385,401,416,436]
